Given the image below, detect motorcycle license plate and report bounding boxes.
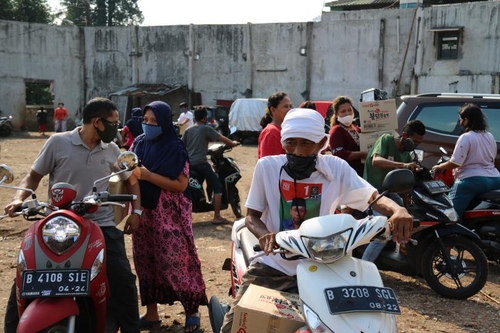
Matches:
[20,270,91,299]
[325,286,401,315]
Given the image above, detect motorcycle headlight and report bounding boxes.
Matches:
[443,208,459,222]
[302,229,351,263]
[42,217,81,254]
[302,302,333,333]
[91,248,105,281]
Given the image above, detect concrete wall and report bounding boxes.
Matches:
[1,1,500,128]
[416,2,500,94]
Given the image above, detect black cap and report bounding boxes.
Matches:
[179,102,187,107]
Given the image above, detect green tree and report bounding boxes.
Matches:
[12,0,52,23]
[0,0,16,20]
[62,0,143,27]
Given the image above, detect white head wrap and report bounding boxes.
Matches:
[281,108,329,148]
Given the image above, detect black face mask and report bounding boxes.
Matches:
[400,137,415,152]
[283,154,317,180]
[95,118,118,143]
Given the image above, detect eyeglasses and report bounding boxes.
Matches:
[100,118,120,128]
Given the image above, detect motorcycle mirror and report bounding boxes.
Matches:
[92,152,139,193]
[439,147,448,155]
[0,164,14,184]
[117,151,139,171]
[411,149,424,162]
[382,169,415,194]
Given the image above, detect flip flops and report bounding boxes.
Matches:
[139,316,161,330]
[212,218,231,225]
[185,312,201,333]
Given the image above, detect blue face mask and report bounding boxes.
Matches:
[142,123,162,140]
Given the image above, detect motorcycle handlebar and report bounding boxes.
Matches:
[107,194,137,202]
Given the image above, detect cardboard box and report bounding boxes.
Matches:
[231,284,305,333]
[359,130,399,153]
[358,99,398,133]
[108,175,130,225]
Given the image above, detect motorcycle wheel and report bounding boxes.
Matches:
[0,125,11,137]
[208,295,230,333]
[421,236,488,299]
[228,186,242,218]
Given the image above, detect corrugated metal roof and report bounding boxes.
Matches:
[326,0,398,8]
[108,83,186,97]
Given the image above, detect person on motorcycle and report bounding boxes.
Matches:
[219,108,414,333]
[182,105,238,225]
[431,103,500,219]
[361,120,426,261]
[3,97,143,333]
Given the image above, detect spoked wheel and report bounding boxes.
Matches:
[228,186,242,218]
[421,236,488,299]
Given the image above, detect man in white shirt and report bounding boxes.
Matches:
[177,102,194,136]
[219,108,414,333]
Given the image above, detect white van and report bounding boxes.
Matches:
[228,98,267,142]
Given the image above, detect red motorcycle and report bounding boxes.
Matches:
[0,152,138,332]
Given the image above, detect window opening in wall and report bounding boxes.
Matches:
[25,80,53,105]
[438,31,459,60]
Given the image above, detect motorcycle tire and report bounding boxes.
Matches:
[421,236,488,299]
[228,186,242,218]
[0,125,11,137]
[208,295,230,333]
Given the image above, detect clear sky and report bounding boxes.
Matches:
[48,0,331,26]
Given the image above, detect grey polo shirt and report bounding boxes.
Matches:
[32,128,122,227]
[182,123,221,165]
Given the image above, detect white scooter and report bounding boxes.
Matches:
[209,169,415,333]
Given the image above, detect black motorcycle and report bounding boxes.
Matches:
[0,113,14,137]
[190,142,242,218]
[434,147,500,263]
[356,155,489,299]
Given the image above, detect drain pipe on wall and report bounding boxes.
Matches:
[395,0,420,96]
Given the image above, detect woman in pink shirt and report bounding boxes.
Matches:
[257,92,292,158]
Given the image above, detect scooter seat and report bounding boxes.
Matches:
[239,228,259,267]
[477,189,500,204]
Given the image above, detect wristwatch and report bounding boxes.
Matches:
[132,209,143,217]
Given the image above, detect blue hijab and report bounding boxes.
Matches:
[133,101,190,209]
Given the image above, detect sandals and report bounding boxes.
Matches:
[185,312,201,333]
[212,218,231,225]
[139,316,162,330]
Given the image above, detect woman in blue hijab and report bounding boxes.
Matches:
[131,101,207,332]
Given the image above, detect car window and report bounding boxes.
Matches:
[410,104,461,135]
[409,102,500,142]
[483,108,500,141]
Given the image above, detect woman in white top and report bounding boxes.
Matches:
[432,103,500,218]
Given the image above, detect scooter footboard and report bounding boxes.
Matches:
[18,297,79,332]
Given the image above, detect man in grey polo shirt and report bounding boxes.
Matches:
[182,105,238,224]
[3,97,142,333]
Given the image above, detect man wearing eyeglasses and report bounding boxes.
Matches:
[3,97,142,332]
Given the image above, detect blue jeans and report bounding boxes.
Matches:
[449,176,500,219]
[362,193,404,262]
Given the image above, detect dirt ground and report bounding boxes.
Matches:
[0,131,500,333]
